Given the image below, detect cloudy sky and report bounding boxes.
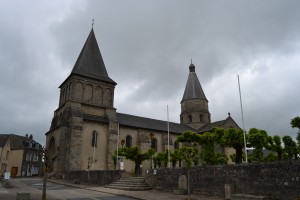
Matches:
[1,0,299,145]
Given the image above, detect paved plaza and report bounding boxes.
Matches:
[0,177,224,200]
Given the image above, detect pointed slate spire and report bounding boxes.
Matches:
[71,28,116,84]
[181,62,207,102]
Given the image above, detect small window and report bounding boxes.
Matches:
[126,135,132,147]
[188,115,192,123]
[151,138,157,151]
[200,114,203,122]
[180,116,183,124]
[26,153,30,161]
[92,131,97,147]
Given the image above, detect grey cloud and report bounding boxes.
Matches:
[0,0,300,145]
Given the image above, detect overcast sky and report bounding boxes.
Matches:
[1,0,299,145]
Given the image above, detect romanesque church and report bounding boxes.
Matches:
[45,28,240,176]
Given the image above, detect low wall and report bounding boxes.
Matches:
[67,170,125,185]
[145,161,300,200]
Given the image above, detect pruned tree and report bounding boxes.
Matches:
[218,127,245,163]
[41,146,59,200]
[291,116,300,148]
[282,135,298,160]
[123,146,149,174]
[265,135,284,161]
[248,128,268,162]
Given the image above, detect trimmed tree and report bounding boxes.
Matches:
[124,146,149,174]
[219,127,245,164]
[248,128,268,162]
[282,136,298,160]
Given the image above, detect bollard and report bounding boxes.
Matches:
[16,192,30,200]
[224,184,231,200]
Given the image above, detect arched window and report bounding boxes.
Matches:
[151,138,157,151]
[92,131,97,147]
[188,115,192,123]
[126,135,132,147]
[200,114,203,122]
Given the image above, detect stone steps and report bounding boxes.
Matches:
[106,176,152,191]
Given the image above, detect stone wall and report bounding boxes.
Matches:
[67,170,125,185]
[145,161,300,200]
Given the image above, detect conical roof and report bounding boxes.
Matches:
[181,63,207,102]
[70,28,116,84]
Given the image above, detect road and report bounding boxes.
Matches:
[0,177,139,200]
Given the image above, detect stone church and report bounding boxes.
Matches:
[45,28,240,176]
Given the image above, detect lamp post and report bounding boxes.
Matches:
[149,133,154,169]
[121,139,125,148]
[119,139,125,170]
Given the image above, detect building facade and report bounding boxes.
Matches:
[0,134,42,177]
[45,28,240,177]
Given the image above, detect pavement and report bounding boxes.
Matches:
[46,178,225,200]
[1,177,225,200]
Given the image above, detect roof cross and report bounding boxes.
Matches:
[92,19,94,28]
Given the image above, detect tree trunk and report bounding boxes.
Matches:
[235,147,243,164]
[187,168,190,200]
[42,171,47,200]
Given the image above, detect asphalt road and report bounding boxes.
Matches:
[0,178,139,200]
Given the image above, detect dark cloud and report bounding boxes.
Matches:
[1,0,300,145]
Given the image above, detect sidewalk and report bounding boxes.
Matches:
[46,178,225,200]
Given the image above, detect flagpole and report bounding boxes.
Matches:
[116,123,120,169]
[167,105,170,168]
[238,75,248,163]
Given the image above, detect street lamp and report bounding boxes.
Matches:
[121,139,125,148]
[119,139,125,170]
[149,133,154,169]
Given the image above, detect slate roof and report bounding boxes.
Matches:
[0,134,10,147]
[0,134,41,150]
[197,116,241,133]
[181,63,207,102]
[60,28,116,88]
[116,113,193,134]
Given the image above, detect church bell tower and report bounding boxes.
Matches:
[180,62,211,130]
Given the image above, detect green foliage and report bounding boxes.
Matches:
[162,149,170,168]
[215,153,228,165]
[291,116,300,129]
[171,149,184,167]
[265,135,284,160]
[248,128,268,162]
[230,151,246,163]
[154,152,164,168]
[219,128,245,163]
[111,146,150,174]
[180,146,198,169]
[198,132,222,165]
[192,154,200,166]
[112,155,117,169]
[282,136,298,159]
[176,130,200,144]
[263,152,278,162]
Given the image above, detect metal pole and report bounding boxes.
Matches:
[167,105,170,168]
[116,123,120,169]
[238,75,248,163]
